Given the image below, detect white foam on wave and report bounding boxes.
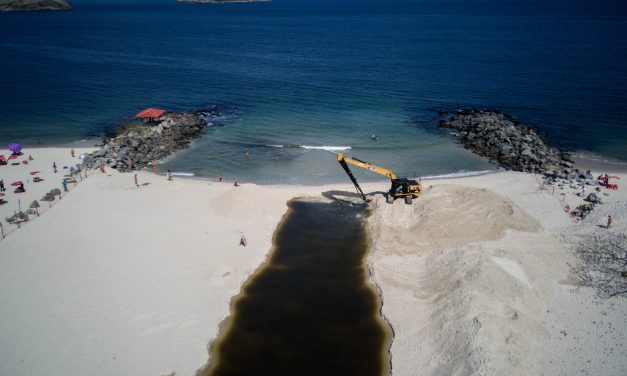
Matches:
[300,145,351,151]
[422,170,496,180]
[172,172,195,177]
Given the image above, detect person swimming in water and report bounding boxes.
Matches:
[371,134,378,141]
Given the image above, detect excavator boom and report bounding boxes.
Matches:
[337,152,398,180]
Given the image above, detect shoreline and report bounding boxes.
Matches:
[1,146,625,375]
[196,202,292,375]
[15,132,627,185]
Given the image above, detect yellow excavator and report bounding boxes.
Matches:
[337,152,423,204]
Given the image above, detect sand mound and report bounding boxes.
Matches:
[370,184,540,254]
[367,182,554,375]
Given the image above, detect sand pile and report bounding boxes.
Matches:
[368,183,558,375]
[370,185,540,254]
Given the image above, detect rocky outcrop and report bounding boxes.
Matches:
[439,109,573,177]
[0,0,71,12]
[439,109,613,220]
[177,0,270,4]
[82,108,219,173]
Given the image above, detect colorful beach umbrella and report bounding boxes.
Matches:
[8,143,22,154]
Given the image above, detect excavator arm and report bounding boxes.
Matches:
[337,152,422,204]
[338,155,367,201]
[337,152,398,180]
[337,152,400,202]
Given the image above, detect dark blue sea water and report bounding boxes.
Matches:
[1,0,626,183]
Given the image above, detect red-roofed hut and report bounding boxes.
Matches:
[135,108,166,122]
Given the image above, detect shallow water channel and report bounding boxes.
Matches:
[201,199,390,376]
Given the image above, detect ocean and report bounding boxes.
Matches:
[1,0,626,183]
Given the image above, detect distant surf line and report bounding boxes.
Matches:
[267,144,351,152]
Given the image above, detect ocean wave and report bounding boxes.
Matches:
[171,172,195,177]
[300,145,351,151]
[422,170,496,180]
[266,144,352,152]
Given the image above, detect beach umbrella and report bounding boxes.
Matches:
[50,188,62,199]
[29,200,40,216]
[8,143,22,154]
[41,193,55,207]
[11,181,23,186]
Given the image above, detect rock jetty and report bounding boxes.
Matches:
[82,109,218,173]
[439,109,615,220]
[439,109,573,177]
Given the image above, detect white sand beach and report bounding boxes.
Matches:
[1,147,626,376]
[0,146,97,236]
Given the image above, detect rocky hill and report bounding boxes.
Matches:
[0,0,71,12]
[178,0,269,3]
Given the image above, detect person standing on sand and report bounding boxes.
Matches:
[219,175,223,182]
[134,174,139,188]
[0,180,5,192]
[62,179,68,192]
[607,215,612,229]
[166,170,173,181]
[70,148,75,158]
[53,162,57,173]
[99,163,105,173]
[240,234,247,247]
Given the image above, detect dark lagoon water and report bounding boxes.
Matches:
[1,0,626,183]
[202,199,389,375]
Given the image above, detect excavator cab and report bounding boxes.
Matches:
[388,178,422,204]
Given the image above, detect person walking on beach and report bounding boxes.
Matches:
[62,179,68,192]
[0,180,5,192]
[166,170,173,181]
[99,163,105,173]
[607,215,612,229]
[219,175,223,182]
[70,148,75,158]
[240,234,248,247]
[53,162,57,173]
[134,174,139,188]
